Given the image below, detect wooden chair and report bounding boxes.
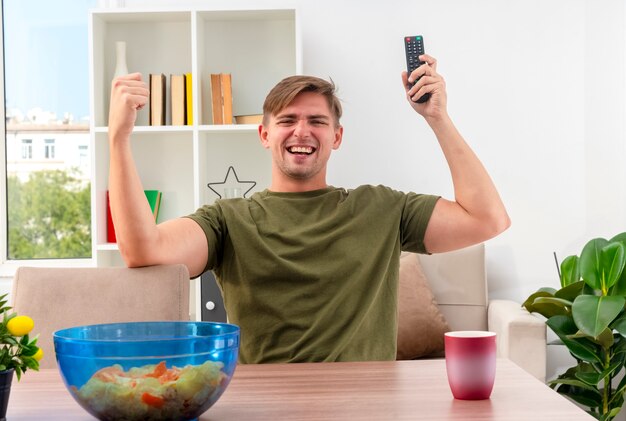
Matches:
[10,264,190,369]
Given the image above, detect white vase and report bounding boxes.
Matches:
[113,41,129,79]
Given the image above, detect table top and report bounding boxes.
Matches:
[7,359,593,420]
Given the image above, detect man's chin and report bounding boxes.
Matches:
[279,165,318,181]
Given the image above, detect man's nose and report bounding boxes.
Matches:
[293,119,310,138]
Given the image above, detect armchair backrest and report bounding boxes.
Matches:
[418,243,487,332]
[10,264,190,369]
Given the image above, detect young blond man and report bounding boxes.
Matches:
[107,55,510,363]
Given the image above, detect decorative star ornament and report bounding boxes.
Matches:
[207,166,257,199]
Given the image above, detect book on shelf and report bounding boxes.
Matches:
[171,74,186,126]
[106,190,163,243]
[221,73,233,124]
[106,191,116,243]
[210,74,223,125]
[149,73,166,126]
[185,72,193,125]
[209,73,233,125]
[234,114,263,124]
[144,190,163,222]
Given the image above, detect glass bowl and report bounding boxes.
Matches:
[54,321,239,421]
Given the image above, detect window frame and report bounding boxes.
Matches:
[20,139,32,160]
[0,0,95,277]
[44,138,55,159]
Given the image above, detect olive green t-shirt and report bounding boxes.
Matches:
[186,185,439,364]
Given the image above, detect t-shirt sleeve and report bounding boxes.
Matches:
[399,193,440,254]
[183,204,226,272]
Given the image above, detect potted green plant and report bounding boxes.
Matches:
[524,232,626,421]
[0,293,42,419]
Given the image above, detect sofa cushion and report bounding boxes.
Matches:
[397,252,450,359]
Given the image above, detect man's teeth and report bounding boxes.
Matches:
[289,146,313,154]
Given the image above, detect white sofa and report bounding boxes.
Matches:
[414,244,547,381]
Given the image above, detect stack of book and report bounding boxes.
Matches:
[107,190,163,243]
[149,73,193,126]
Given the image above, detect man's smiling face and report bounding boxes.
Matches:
[259,91,343,191]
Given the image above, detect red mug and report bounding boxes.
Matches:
[444,331,496,400]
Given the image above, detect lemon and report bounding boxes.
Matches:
[32,348,43,361]
[6,315,34,337]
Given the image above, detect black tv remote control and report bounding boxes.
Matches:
[404,35,431,103]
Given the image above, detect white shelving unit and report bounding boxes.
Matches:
[88,6,301,317]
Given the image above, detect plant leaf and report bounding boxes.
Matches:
[523,290,554,311]
[561,255,581,287]
[534,296,573,307]
[569,328,615,349]
[606,408,622,420]
[547,315,579,335]
[572,295,625,338]
[546,315,602,363]
[596,328,616,349]
[575,360,621,386]
[609,232,626,296]
[576,371,603,387]
[612,314,626,337]
[555,384,602,408]
[555,281,585,302]
[530,302,570,318]
[548,377,597,390]
[600,242,626,291]
[524,290,572,319]
[523,290,572,318]
[580,238,609,290]
[610,341,626,364]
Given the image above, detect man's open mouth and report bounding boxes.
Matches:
[287,146,315,155]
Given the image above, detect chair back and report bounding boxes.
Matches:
[10,264,190,369]
[418,243,487,332]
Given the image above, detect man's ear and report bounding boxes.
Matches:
[259,124,270,149]
[332,125,344,150]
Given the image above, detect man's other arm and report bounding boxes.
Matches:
[402,55,511,253]
[108,73,208,277]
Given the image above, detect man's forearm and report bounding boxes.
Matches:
[108,135,160,267]
[427,114,510,235]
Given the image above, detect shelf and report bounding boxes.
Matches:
[94,126,195,134]
[90,5,300,267]
[95,124,261,134]
[198,124,260,133]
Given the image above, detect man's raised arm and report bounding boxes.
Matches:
[108,73,208,276]
[402,55,511,253]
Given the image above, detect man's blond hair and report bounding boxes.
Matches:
[262,75,342,127]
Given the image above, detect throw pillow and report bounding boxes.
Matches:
[396,252,450,360]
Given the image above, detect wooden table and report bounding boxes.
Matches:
[7,359,593,420]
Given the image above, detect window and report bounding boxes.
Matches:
[44,139,55,159]
[3,0,96,260]
[20,139,32,160]
[78,145,88,168]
